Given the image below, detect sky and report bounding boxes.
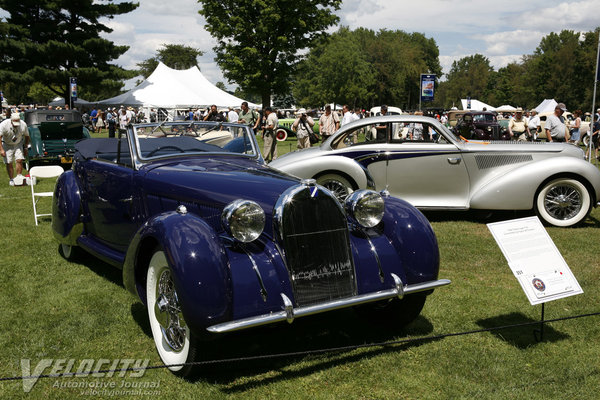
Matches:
[5,0,600,89]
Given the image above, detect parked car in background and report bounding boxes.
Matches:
[452,111,509,140]
[52,120,450,376]
[26,109,91,168]
[537,111,590,141]
[277,109,320,141]
[270,114,600,227]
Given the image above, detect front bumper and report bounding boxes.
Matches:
[207,274,451,333]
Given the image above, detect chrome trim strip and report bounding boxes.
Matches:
[206,278,451,333]
[366,236,385,283]
[246,250,268,302]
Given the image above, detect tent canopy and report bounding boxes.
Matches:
[97,62,259,109]
[535,99,558,113]
[495,105,517,112]
[460,99,494,111]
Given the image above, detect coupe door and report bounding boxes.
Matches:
[81,160,140,251]
[384,126,470,208]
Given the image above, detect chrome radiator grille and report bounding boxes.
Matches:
[274,183,357,307]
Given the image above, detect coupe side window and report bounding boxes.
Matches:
[332,123,388,149]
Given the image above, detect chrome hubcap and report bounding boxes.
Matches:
[154,269,186,352]
[544,184,582,220]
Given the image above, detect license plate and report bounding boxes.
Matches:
[61,156,73,163]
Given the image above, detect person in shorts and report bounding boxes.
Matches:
[0,113,29,186]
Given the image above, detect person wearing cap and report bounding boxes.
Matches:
[527,109,540,140]
[292,108,315,149]
[0,113,29,186]
[545,103,568,142]
[509,107,528,141]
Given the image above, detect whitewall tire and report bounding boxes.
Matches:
[535,178,591,227]
[146,248,196,376]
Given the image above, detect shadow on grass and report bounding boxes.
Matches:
[173,308,439,391]
[476,312,569,349]
[67,247,125,288]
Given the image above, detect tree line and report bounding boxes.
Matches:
[0,0,598,113]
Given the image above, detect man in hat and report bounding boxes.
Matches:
[0,113,29,186]
[527,109,540,140]
[508,107,527,140]
[545,103,568,142]
[292,108,315,149]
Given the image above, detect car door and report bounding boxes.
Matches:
[80,156,141,252]
[383,123,470,209]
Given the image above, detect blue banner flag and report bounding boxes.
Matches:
[420,74,436,102]
[70,77,78,101]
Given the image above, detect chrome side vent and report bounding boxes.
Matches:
[475,154,533,170]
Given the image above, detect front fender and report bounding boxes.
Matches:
[52,170,82,245]
[470,156,600,210]
[381,196,440,285]
[123,211,232,333]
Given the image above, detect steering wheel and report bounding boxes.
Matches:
[147,145,186,157]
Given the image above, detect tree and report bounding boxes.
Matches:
[443,54,495,107]
[137,44,204,79]
[0,0,139,104]
[198,0,342,109]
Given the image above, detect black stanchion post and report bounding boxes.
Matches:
[534,303,545,342]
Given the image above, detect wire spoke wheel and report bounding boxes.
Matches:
[535,178,591,227]
[316,173,354,202]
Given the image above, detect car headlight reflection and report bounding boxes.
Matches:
[222,200,265,243]
[345,190,385,228]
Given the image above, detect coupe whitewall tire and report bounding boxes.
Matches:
[276,128,288,141]
[535,178,591,227]
[146,249,196,375]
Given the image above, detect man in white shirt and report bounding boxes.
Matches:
[527,109,540,140]
[341,104,359,126]
[0,113,29,186]
[228,107,239,123]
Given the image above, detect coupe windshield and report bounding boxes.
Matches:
[132,121,257,159]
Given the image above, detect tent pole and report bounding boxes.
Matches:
[589,31,600,163]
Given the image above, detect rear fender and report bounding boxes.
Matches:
[123,211,232,333]
[52,170,83,245]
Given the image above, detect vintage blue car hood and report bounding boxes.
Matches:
[140,156,301,219]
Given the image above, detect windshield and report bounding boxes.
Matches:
[132,121,257,160]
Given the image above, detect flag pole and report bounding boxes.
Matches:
[589,31,600,163]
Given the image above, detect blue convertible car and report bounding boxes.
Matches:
[52,121,450,376]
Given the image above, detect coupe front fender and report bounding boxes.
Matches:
[123,211,232,333]
[469,156,600,210]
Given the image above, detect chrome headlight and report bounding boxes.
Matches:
[345,190,385,228]
[221,200,265,243]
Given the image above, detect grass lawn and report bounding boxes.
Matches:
[0,132,599,399]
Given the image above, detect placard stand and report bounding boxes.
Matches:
[533,303,545,342]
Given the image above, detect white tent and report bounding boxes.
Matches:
[534,99,558,113]
[97,62,259,109]
[460,99,495,111]
[495,105,517,112]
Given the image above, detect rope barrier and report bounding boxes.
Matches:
[2,310,599,383]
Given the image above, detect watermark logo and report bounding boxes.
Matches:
[21,358,150,393]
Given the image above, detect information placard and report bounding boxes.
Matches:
[487,216,582,305]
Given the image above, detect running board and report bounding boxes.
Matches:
[207,277,451,333]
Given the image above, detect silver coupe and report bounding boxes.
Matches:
[269,115,600,227]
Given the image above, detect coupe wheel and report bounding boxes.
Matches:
[535,178,591,227]
[316,173,354,202]
[354,294,427,327]
[275,128,288,141]
[147,248,197,376]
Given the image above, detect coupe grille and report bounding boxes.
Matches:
[275,184,356,307]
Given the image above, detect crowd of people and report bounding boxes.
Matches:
[2,100,600,186]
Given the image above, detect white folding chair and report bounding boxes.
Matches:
[30,165,64,226]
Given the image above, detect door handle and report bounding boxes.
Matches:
[447,157,462,165]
